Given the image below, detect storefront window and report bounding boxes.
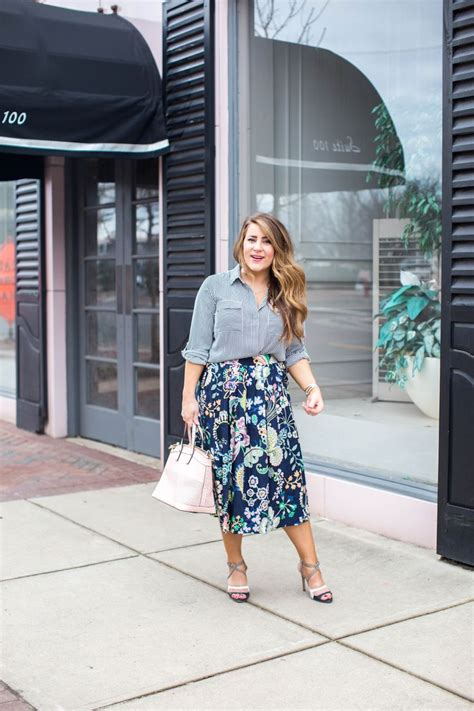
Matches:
[238,0,442,489]
[0,182,16,398]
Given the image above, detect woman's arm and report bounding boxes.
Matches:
[181,361,205,437]
[181,279,216,364]
[180,277,216,436]
[287,358,317,391]
[287,352,324,415]
[287,359,325,417]
[182,362,205,404]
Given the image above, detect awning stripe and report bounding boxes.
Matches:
[0,136,170,155]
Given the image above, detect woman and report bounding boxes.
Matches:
[180,212,333,605]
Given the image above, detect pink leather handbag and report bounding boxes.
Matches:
[152,422,216,514]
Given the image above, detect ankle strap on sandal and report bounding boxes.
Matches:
[227,560,246,577]
[301,560,320,572]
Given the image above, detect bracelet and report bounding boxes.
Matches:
[304,382,319,395]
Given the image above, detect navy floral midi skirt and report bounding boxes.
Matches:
[193,354,311,536]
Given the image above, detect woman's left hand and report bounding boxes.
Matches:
[302,387,324,416]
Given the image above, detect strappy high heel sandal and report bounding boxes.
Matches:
[227,559,250,603]
[298,559,333,603]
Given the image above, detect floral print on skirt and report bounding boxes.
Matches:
[193,353,311,536]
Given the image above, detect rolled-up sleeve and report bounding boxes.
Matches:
[181,277,216,364]
[285,322,311,367]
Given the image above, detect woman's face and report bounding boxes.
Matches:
[242,223,275,276]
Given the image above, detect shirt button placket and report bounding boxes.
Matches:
[257,306,265,355]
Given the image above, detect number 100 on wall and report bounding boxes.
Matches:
[2,111,27,125]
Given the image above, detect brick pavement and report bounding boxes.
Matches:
[0,421,161,502]
[0,421,163,707]
[0,680,36,710]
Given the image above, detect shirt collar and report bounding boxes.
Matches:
[230,262,271,309]
[230,263,242,284]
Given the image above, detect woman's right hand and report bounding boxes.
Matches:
[181,397,200,441]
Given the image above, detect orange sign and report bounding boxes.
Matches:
[0,240,15,326]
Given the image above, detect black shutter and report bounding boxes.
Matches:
[15,179,47,432]
[162,0,215,450]
[437,0,474,565]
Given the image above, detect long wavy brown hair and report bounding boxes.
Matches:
[233,212,308,346]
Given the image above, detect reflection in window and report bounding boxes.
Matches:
[86,361,118,410]
[134,203,159,255]
[85,260,116,306]
[86,311,117,359]
[135,366,159,419]
[243,0,442,488]
[135,313,159,364]
[134,159,159,200]
[85,208,116,256]
[85,159,115,206]
[134,258,159,309]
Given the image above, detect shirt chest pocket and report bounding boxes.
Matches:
[215,299,243,333]
[267,307,283,339]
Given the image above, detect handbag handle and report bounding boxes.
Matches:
[176,421,206,464]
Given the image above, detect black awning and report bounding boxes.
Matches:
[252,37,405,194]
[0,0,169,159]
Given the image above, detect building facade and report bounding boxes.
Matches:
[0,0,472,564]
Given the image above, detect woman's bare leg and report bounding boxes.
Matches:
[221,530,248,599]
[283,521,328,589]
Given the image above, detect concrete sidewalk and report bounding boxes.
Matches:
[0,423,473,711]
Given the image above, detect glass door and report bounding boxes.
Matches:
[78,158,161,457]
[123,161,161,455]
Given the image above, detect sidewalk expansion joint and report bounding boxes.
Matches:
[330,597,474,640]
[92,632,472,710]
[25,499,223,557]
[143,554,336,640]
[25,499,145,555]
[145,555,474,647]
[1,555,140,583]
[337,639,474,704]
[92,640,332,710]
[144,537,223,555]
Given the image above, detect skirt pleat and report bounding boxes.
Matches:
[194,354,311,535]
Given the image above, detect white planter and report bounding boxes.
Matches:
[401,355,440,420]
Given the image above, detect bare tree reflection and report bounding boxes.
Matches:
[254,0,330,45]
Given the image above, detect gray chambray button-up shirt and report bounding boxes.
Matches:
[181,263,311,367]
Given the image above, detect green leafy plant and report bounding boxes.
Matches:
[367,103,442,260]
[366,102,405,189]
[374,271,441,388]
[368,105,443,390]
[386,178,442,259]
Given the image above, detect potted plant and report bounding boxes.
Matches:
[374,270,441,419]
